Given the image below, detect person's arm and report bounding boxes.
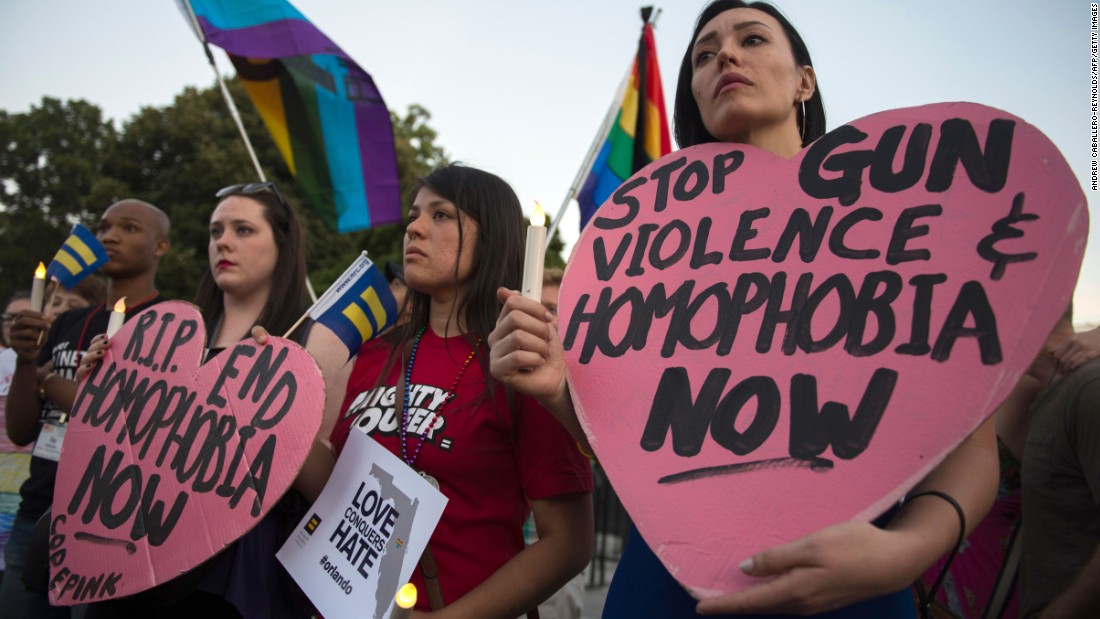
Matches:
[6,310,49,445]
[697,416,999,615]
[994,373,1044,460]
[488,288,590,451]
[303,323,353,441]
[291,437,337,503]
[412,492,594,619]
[1052,326,1100,374]
[38,367,79,415]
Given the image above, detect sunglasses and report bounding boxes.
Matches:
[215,182,290,213]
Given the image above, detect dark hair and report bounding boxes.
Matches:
[673,0,826,149]
[385,260,405,284]
[381,163,525,407]
[194,186,308,339]
[5,290,31,307]
[543,267,564,287]
[72,276,106,306]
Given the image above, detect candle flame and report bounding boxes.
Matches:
[113,297,127,313]
[530,201,545,227]
[35,262,46,278]
[395,583,417,609]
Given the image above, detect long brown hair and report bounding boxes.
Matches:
[194,186,308,339]
[378,164,525,411]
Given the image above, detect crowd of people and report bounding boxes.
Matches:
[0,1,1097,618]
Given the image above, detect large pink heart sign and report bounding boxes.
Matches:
[48,301,325,604]
[560,103,1088,597]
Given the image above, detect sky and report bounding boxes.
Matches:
[1,0,1097,323]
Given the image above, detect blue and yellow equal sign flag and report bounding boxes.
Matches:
[308,252,397,358]
[46,224,109,289]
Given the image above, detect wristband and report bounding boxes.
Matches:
[576,441,596,461]
[37,371,57,400]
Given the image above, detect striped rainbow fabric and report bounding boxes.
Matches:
[184,0,401,232]
[576,8,671,229]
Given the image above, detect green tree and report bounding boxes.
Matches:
[104,82,454,299]
[0,98,118,303]
[1,85,565,307]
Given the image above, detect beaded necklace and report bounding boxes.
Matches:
[400,325,480,477]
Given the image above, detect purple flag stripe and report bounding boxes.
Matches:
[198,15,350,61]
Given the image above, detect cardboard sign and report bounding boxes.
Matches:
[278,429,447,619]
[559,103,1088,597]
[48,301,325,604]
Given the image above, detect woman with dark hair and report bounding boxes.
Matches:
[197,184,308,343]
[197,182,350,439]
[671,0,826,150]
[490,2,998,618]
[79,182,348,617]
[323,164,594,617]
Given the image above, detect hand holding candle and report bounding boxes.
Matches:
[106,297,127,338]
[30,262,47,313]
[390,582,417,619]
[521,201,547,301]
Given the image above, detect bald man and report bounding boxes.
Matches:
[0,199,170,618]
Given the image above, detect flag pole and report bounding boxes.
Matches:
[180,0,267,183]
[282,311,310,339]
[544,7,662,248]
[179,1,319,304]
[544,66,631,249]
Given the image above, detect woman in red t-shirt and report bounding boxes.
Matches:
[326,164,594,617]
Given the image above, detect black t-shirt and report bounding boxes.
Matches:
[17,295,165,520]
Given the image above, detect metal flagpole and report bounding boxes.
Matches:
[543,66,631,249]
[544,7,662,249]
[178,1,318,303]
[180,0,267,183]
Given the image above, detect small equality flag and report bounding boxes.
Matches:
[181,0,401,232]
[576,7,672,229]
[46,224,109,289]
[308,252,397,358]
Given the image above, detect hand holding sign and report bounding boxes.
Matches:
[559,103,1087,598]
[49,301,325,604]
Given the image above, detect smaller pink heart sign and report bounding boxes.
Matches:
[48,301,324,604]
[559,103,1088,597]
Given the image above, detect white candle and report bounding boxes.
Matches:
[30,262,46,313]
[106,297,127,338]
[521,201,547,301]
[391,582,417,619]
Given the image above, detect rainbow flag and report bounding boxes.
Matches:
[308,252,397,358]
[576,8,671,229]
[183,0,400,232]
[46,224,109,289]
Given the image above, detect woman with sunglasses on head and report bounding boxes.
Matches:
[489,2,999,618]
[80,182,347,618]
[313,164,594,618]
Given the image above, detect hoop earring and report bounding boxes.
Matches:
[800,99,807,144]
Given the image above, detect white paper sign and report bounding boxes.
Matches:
[278,431,447,618]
